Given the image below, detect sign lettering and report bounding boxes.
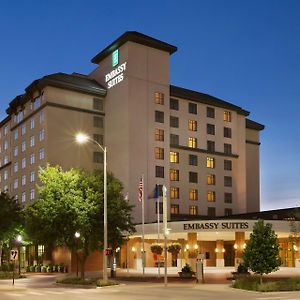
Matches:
[183,222,249,231]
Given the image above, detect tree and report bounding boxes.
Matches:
[25,165,135,279]
[0,192,23,265]
[243,220,281,283]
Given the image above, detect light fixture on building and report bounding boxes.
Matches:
[222,248,225,253]
[194,244,198,250]
[242,243,246,249]
[116,247,120,252]
[185,244,189,250]
[233,244,238,250]
[293,245,299,251]
[131,247,136,252]
[215,248,218,253]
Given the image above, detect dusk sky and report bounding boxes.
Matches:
[0,0,299,211]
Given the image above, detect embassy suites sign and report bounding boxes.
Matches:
[183,221,249,231]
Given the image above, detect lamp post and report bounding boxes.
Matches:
[16,235,22,275]
[75,133,108,282]
[74,232,80,277]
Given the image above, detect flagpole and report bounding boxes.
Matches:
[157,185,160,278]
[141,175,145,276]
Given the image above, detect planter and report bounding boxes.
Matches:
[178,271,195,278]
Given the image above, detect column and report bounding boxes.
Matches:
[295,241,300,268]
[235,232,245,267]
[187,233,198,271]
[216,240,224,267]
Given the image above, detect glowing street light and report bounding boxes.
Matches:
[75,132,108,282]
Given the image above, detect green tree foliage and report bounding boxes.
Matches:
[243,220,281,283]
[25,165,135,279]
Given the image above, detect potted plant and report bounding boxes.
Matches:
[178,263,195,278]
[150,243,163,255]
[167,243,181,266]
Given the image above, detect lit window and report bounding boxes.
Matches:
[171,204,179,215]
[22,192,26,203]
[170,187,179,199]
[155,129,164,141]
[188,137,197,148]
[154,92,164,105]
[169,151,179,163]
[207,174,216,185]
[4,170,8,180]
[33,96,41,110]
[224,111,232,122]
[188,120,197,131]
[22,175,26,186]
[39,129,45,141]
[155,147,164,160]
[30,188,35,200]
[13,179,18,189]
[21,141,26,152]
[155,166,164,178]
[30,136,35,147]
[30,171,35,182]
[21,124,26,135]
[14,146,18,157]
[30,118,35,129]
[4,155,8,165]
[189,189,198,201]
[189,205,198,215]
[206,157,215,168]
[13,162,18,173]
[4,126,8,136]
[207,191,216,202]
[14,130,18,140]
[4,140,8,150]
[39,148,45,160]
[30,153,35,165]
[22,158,26,169]
[170,169,179,181]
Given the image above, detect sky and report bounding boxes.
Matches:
[0,0,299,211]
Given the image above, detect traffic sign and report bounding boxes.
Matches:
[10,250,18,261]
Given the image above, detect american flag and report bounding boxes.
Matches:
[138,177,143,202]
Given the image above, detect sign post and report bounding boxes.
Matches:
[10,250,18,286]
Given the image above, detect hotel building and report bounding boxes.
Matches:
[1,32,299,270]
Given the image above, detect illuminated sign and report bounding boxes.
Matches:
[105,62,127,89]
[183,222,249,231]
[112,49,119,67]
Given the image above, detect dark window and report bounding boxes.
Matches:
[93,134,104,145]
[224,160,232,170]
[225,208,232,216]
[207,124,215,135]
[189,171,198,183]
[224,143,232,155]
[155,111,164,123]
[224,193,232,203]
[155,166,164,178]
[207,140,215,152]
[207,207,216,217]
[156,184,163,197]
[207,107,215,118]
[93,152,103,163]
[170,116,179,128]
[189,154,198,166]
[156,202,163,214]
[93,116,103,128]
[224,176,232,187]
[170,98,179,110]
[170,134,179,146]
[189,103,197,114]
[224,127,232,138]
[171,204,179,215]
[93,98,103,111]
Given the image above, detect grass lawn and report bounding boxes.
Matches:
[232,276,300,292]
[56,277,118,287]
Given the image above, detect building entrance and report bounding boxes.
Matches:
[224,243,235,266]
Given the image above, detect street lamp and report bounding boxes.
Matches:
[74,232,80,277]
[75,132,108,282]
[16,235,22,275]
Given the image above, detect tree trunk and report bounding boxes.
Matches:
[79,256,86,281]
[0,242,3,266]
[260,274,263,285]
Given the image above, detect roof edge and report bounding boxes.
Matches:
[246,118,265,131]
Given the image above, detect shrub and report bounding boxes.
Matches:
[41,265,47,273]
[181,264,194,274]
[26,265,31,272]
[29,266,35,272]
[237,263,249,274]
[150,243,163,255]
[35,265,41,272]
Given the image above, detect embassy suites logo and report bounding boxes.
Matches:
[183,221,249,231]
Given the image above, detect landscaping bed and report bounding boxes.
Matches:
[0,272,26,279]
[56,277,118,287]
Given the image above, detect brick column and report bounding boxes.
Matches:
[235,232,245,267]
[216,240,224,267]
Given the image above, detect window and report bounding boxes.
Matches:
[155,147,164,160]
[39,148,45,160]
[224,193,232,203]
[207,174,216,185]
[21,141,26,152]
[13,179,18,189]
[30,118,35,129]
[171,205,179,215]
[33,96,41,110]
[170,134,179,146]
[225,208,232,216]
[224,127,232,138]
[30,153,35,165]
[39,110,45,123]
[154,92,164,105]
[224,111,232,122]
[207,207,216,217]
[155,184,163,197]
[93,98,103,110]
[155,129,164,141]
[169,151,179,163]
[22,175,26,186]
[4,140,8,150]
[94,116,103,128]
[224,160,232,171]
[207,107,215,118]
[30,136,35,147]
[155,202,163,214]
[30,188,35,200]
[170,116,179,128]
[170,98,179,110]
[207,124,215,135]
[39,129,45,141]
[207,140,215,152]
[189,154,198,166]
[22,158,26,169]
[14,130,18,140]
[4,155,8,165]
[224,143,232,155]
[188,120,197,131]
[224,176,232,187]
[189,103,197,114]
[189,172,198,183]
[93,134,103,145]
[4,170,8,180]
[93,152,103,163]
[155,111,164,123]
[207,191,216,202]
[206,157,215,168]
[22,192,26,203]
[4,126,8,136]
[21,124,26,135]
[170,169,179,181]
[189,189,198,201]
[170,187,179,199]
[189,205,198,215]
[155,166,164,178]
[30,171,35,182]
[13,146,18,157]
[13,162,18,173]
[188,137,197,148]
